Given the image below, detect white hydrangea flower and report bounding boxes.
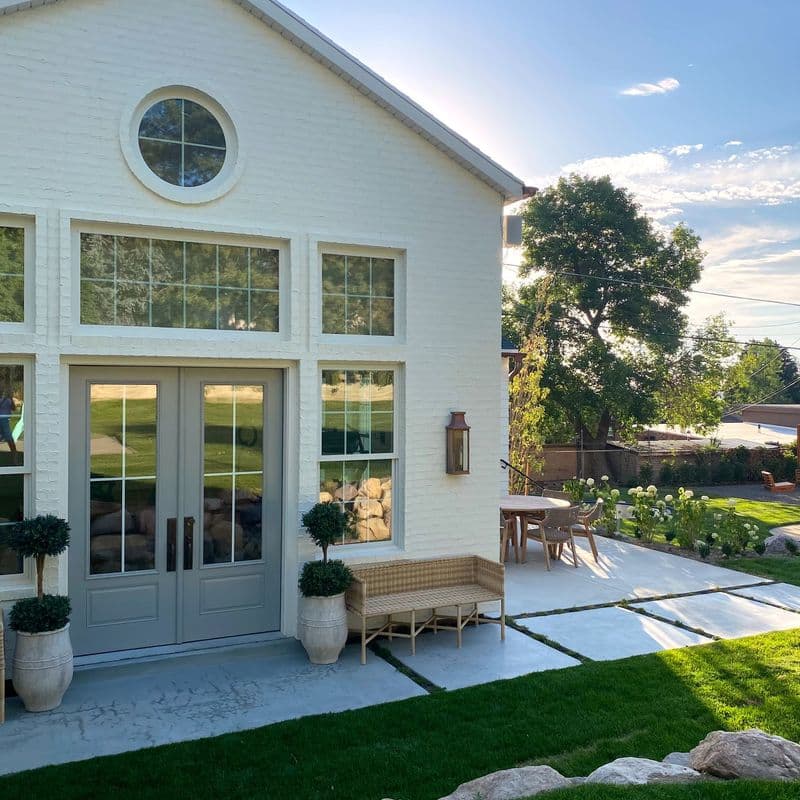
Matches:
[727,498,736,507]
[664,495,674,503]
[647,484,657,493]
[701,495,709,502]
[586,478,595,487]
[684,490,694,499]
[611,489,620,498]
[712,532,719,539]
[601,475,609,483]
[579,478,586,484]
[628,487,636,495]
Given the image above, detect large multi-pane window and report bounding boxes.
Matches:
[0,364,26,576]
[321,253,394,336]
[320,369,394,545]
[80,233,280,331]
[0,225,25,324]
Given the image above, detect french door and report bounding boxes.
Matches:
[68,367,283,657]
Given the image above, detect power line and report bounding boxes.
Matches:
[503,265,800,310]
[728,376,800,415]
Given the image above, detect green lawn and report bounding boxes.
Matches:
[3,630,800,800]
[724,556,800,586]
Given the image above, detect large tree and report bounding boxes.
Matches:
[724,338,800,407]
[504,175,705,477]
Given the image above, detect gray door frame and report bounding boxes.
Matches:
[68,366,283,657]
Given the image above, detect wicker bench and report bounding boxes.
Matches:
[346,555,505,664]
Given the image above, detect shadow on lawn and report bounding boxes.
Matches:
[1,631,799,800]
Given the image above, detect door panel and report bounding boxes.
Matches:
[68,368,179,656]
[181,370,283,642]
[68,366,283,655]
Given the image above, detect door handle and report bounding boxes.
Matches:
[183,516,195,570]
[166,517,177,572]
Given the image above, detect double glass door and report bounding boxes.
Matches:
[68,367,283,657]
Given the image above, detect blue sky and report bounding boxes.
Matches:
[290,0,800,349]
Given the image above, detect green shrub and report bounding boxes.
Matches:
[298,560,353,597]
[299,502,354,598]
[786,539,799,556]
[672,488,708,550]
[753,540,767,556]
[8,515,70,598]
[639,463,654,484]
[659,459,675,485]
[9,595,71,634]
[697,541,710,559]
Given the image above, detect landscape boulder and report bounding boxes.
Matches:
[585,757,703,785]
[438,765,571,800]
[764,530,800,555]
[689,729,800,780]
[662,752,691,768]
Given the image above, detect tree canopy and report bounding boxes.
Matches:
[504,175,709,476]
[724,338,800,408]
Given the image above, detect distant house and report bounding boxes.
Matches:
[741,405,800,430]
[0,0,523,659]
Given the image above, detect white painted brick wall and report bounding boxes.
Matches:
[0,0,506,642]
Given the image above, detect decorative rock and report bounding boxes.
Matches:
[360,477,383,499]
[764,532,800,555]
[318,491,333,504]
[356,517,391,541]
[382,490,392,512]
[586,757,703,785]
[355,498,383,519]
[439,765,571,800]
[689,729,800,780]
[662,752,691,768]
[335,483,357,502]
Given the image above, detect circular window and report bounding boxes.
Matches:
[138,98,227,187]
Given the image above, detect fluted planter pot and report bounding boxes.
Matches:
[299,593,348,664]
[12,624,73,712]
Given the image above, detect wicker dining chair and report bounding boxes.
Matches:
[524,505,581,570]
[499,511,519,563]
[571,499,602,562]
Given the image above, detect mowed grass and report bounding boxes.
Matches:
[724,556,800,586]
[2,630,800,800]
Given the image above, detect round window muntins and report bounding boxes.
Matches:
[138,98,226,187]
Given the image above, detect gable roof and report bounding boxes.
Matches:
[1,0,525,199]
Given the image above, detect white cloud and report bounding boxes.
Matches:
[724,140,743,147]
[669,143,703,156]
[561,151,670,179]
[621,77,680,97]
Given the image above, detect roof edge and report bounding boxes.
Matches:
[235,0,525,199]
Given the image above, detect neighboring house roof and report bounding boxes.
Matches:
[0,0,525,199]
[501,336,521,356]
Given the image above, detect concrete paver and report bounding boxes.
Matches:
[520,606,712,660]
[635,592,800,639]
[729,582,800,612]
[382,624,579,690]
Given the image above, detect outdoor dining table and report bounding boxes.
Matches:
[500,494,572,564]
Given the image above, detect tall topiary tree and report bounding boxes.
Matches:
[299,502,353,597]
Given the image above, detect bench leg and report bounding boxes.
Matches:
[411,609,416,656]
[432,608,438,634]
[457,605,462,648]
[387,614,393,641]
[500,597,506,641]
[475,603,479,627]
[361,616,367,665]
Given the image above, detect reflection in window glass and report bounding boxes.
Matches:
[138,99,226,188]
[0,473,24,575]
[0,226,24,324]
[0,364,24,469]
[320,370,394,545]
[80,233,279,332]
[203,385,264,565]
[89,384,158,575]
[321,254,394,336]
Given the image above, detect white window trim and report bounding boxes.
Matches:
[0,356,35,594]
[318,363,404,551]
[119,84,244,205]
[70,221,289,340]
[317,243,406,344]
[0,213,35,332]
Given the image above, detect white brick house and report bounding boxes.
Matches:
[0,0,523,661]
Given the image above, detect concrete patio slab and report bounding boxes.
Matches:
[730,582,800,612]
[635,592,800,639]
[382,624,579,690]
[504,536,769,616]
[0,638,425,776]
[519,606,712,660]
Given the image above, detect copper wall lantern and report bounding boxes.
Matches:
[446,411,470,475]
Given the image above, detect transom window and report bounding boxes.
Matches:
[320,370,395,545]
[138,99,226,187]
[80,232,279,332]
[0,225,25,323]
[0,363,27,576]
[322,253,394,336]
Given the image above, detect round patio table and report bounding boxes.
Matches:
[500,494,572,564]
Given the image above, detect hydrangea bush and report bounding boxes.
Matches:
[590,475,620,531]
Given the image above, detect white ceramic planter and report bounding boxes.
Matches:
[12,624,74,712]
[299,593,348,664]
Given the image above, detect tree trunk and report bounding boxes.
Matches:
[36,554,45,599]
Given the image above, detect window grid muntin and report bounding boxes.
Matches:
[321,254,394,336]
[0,225,26,324]
[319,369,395,546]
[80,232,279,332]
[138,98,227,188]
[89,383,158,575]
[202,384,264,565]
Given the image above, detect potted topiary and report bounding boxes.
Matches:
[7,515,73,712]
[298,502,354,664]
